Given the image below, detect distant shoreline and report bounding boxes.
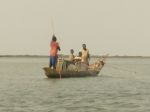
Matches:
[0,55,150,58]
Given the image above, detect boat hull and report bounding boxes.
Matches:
[43,57,106,78]
[43,67,102,78]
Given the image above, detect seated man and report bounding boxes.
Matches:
[69,49,75,61]
[67,51,82,71]
[74,51,82,63]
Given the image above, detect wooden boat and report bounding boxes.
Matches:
[43,58,105,78]
[43,68,102,78]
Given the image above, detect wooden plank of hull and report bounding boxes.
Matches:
[43,67,102,78]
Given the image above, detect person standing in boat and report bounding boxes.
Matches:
[49,35,61,69]
[81,44,90,65]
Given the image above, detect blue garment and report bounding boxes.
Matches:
[49,56,57,69]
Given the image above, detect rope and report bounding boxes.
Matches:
[107,64,137,74]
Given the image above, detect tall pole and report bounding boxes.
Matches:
[51,17,55,35]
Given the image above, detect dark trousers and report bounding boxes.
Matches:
[49,56,57,69]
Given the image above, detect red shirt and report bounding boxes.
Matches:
[50,41,60,56]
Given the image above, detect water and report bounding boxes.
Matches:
[0,57,150,112]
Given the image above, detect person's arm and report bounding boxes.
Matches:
[88,50,90,60]
[57,43,61,51]
[58,46,61,51]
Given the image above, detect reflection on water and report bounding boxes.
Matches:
[0,57,150,112]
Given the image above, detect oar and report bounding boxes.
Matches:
[59,70,62,79]
[56,58,62,79]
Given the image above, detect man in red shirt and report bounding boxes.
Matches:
[50,35,61,69]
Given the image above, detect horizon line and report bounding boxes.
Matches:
[0,54,150,58]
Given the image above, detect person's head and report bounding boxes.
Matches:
[52,35,57,42]
[82,44,86,50]
[78,51,82,57]
[70,49,74,54]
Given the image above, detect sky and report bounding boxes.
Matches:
[0,0,150,56]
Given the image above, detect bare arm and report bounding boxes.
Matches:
[57,43,61,51]
[58,46,61,51]
[87,53,89,58]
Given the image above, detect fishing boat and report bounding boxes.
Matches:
[43,57,105,78]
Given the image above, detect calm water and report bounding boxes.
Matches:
[0,57,150,112]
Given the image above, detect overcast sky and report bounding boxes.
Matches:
[0,0,150,56]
